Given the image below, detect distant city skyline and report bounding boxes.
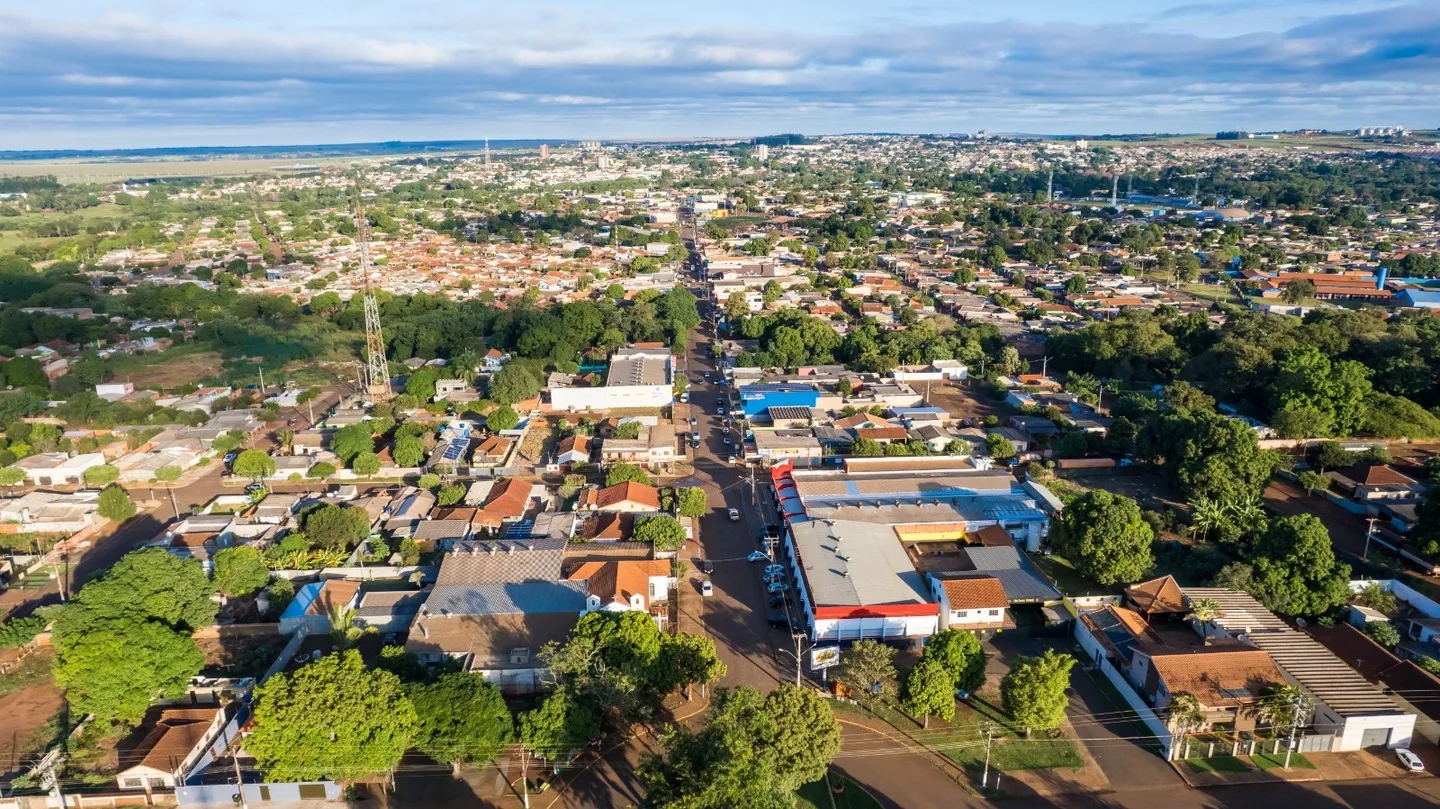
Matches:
[1,0,1436,150]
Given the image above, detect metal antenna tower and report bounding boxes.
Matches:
[354,191,392,402]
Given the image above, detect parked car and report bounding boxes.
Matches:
[723,436,732,446]
[728,454,738,464]
[691,439,701,449]
[767,613,793,629]
[717,406,727,416]
[747,551,770,563]
[701,580,714,597]
[1396,748,1425,772]
[767,593,787,607]
[728,508,740,521]
[697,559,713,574]
[766,581,789,593]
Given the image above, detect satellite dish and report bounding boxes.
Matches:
[1295,617,1308,629]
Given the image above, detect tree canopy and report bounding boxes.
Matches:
[1048,490,1155,585]
[1247,514,1352,616]
[408,672,513,767]
[247,650,417,782]
[213,545,271,597]
[1000,649,1075,734]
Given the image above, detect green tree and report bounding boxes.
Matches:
[985,433,1017,461]
[408,673,513,771]
[837,639,897,702]
[486,404,520,432]
[52,618,205,725]
[83,464,120,487]
[97,484,136,522]
[1363,621,1401,649]
[351,451,381,475]
[675,486,707,519]
[520,687,600,761]
[1297,470,1329,495]
[330,423,375,463]
[213,546,270,597]
[1248,514,1351,617]
[902,657,956,729]
[724,291,749,321]
[612,420,642,439]
[1048,490,1155,585]
[405,367,441,401]
[923,629,987,694]
[308,461,337,479]
[247,650,416,782]
[639,685,840,809]
[418,472,442,490]
[606,463,652,486]
[488,364,541,406]
[232,449,276,482]
[392,435,425,468]
[1271,346,1372,438]
[1145,410,1278,502]
[303,503,371,550]
[154,465,183,483]
[662,633,726,700]
[1000,649,1075,737]
[0,466,25,489]
[633,515,686,552]
[50,549,215,724]
[436,483,466,506]
[1256,683,1309,733]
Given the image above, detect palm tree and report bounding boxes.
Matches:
[276,428,295,455]
[1187,598,1224,624]
[1189,497,1226,542]
[328,603,363,647]
[1168,693,1207,758]
[1257,683,1308,734]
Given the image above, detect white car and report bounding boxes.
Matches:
[701,580,714,597]
[747,551,770,563]
[728,508,740,521]
[1396,748,1425,772]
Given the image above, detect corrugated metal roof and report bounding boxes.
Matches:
[422,580,589,617]
[790,519,929,608]
[1182,587,1405,717]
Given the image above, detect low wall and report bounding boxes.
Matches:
[176,782,340,807]
[1352,578,1440,619]
[1073,614,1172,759]
[191,623,281,640]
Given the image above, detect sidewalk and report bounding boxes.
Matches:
[1172,746,1428,788]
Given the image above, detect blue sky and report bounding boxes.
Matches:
[1,0,1437,149]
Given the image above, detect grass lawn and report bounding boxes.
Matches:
[0,651,54,697]
[795,773,884,809]
[1250,751,1314,770]
[1030,553,1119,597]
[832,696,1084,773]
[1185,755,1250,774]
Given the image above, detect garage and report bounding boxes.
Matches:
[1360,726,1393,748]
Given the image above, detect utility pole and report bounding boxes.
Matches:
[1046,168,1053,203]
[169,486,180,520]
[980,723,995,789]
[40,754,66,809]
[1363,517,1378,561]
[231,731,250,809]
[1041,355,1048,378]
[520,747,530,809]
[1283,692,1307,769]
[257,363,265,394]
[1110,174,1118,208]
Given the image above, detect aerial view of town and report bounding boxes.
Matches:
[1,2,1439,808]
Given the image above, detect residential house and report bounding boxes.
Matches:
[1327,465,1426,502]
[473,477,539,534]
[555,434,592,466]
[576,482,662,513]
[567,559,673,628]
[117,707,225,792]
[929,574,1008,637]
[471,435,514,468]
[598,424,676,471]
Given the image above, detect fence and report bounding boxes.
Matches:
[259,626,308,684]
[176,782,340,807]
[1073,615,1173,759]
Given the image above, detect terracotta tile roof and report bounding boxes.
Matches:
[1126,575,1188,615]
[1147,648,1286,708]
[938,575,1007,610]
[832,414,893,429]
[126,708,219,774]
[477,478,531,527]
[855,426,909,441]
[307,579,361,616]
[973,525,1015,547]
[576,512,635,541]
[566,559,671,611]
[557,434,591,456]
[594,481,661,511]
[1338,464,1417,487]
[473,435,512,457]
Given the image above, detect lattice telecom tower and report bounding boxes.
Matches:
[355,200,392,402]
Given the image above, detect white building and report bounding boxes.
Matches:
[784,519,938,643]
[550,345,674,412]
[13,452,106,486]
